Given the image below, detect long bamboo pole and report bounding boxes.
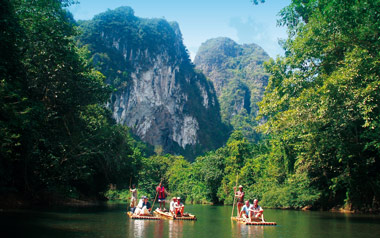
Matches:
[152,178,163,211]
[231,174,239,218]
[128,177,134,210]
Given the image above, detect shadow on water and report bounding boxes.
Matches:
[0,211,98,238]
[0,204,128,238]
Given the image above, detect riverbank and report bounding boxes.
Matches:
[271,205,380,214]
[1,192,378,214]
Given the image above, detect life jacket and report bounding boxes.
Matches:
[157,186,165,199]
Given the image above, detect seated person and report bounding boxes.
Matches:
[239,200,253,220]
[135,196,144,211]
[250,199,264,222]
[169,197,177,215]
[134,196,152,215]
[174,197,185,217]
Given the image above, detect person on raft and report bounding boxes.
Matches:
[134,196,152,215]
[174,197,185,217]
[239,200,253,220]
[169,197,177,216]
[234,185,245,217]
[129,184,137,212]
[250,199,264,222]
[156,182,167,211]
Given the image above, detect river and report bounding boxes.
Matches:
[1,203,380,237]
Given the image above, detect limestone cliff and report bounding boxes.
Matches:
[78,7,228,158]
[194,37,270,140]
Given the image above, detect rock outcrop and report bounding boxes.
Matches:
[78,7,228,158]
[194,37,270,140]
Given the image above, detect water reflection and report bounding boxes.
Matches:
[168,220,183,238]
[126,217,190,238]
[246,225,265,237]
[153,220,165,238]
[2,204,380,238]
[128,219,152,238]
[231,220,265,238]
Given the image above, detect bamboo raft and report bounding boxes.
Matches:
[231,217,277,226]
[154,209,197,220]
[246,221,277,226]
[127,211,161,220]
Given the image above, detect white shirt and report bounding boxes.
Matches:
[137,199,144,209]
[170,200,175,211]
[250,204,263,212]
[130,188,137,199]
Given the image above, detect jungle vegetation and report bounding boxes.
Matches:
[1,0,379,212]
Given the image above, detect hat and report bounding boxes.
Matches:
[172,197,177,200]
[177,197,181,200]
[142,196,147,199]
[239,185,243,188]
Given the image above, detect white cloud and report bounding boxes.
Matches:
[229,16,287,58]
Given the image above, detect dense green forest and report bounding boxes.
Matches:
[258,0,380,211]
[0,0,144,202]
[97,0,380,212]
[1,0,379,212]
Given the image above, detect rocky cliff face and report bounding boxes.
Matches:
[78,7,228,158]
[194,37,270,140]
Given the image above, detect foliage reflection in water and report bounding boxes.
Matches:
[1,204,380,238]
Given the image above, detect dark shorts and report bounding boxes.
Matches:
[158,198,165,202]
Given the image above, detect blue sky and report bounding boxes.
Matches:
[68,0,290,60]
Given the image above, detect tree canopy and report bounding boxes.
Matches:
[0,0,142,201]
[1,0,379,212]
[258,0,380,210]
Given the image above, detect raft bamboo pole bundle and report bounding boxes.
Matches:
[232,216,277,226]
[127,212,161,220]
[130,216,161,220]
[175,216,197,221]
[154,209,197,220]
[245,221,277,226]
[154,210,175,220]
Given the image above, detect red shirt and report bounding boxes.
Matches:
[156,186,165,199]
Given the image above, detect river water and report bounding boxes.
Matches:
[1,203,380,238]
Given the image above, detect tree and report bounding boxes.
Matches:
[259,0,380,210]
[0,0,142,200]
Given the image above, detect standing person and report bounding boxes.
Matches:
[129,184,137,212]
[251,199,264,222]
[156,182,167,211]
[234,185,245,217]
[169,197,177,215]
[174,197,185,217]
[134,196,152,215]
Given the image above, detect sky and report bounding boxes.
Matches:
[68,0,291,60]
